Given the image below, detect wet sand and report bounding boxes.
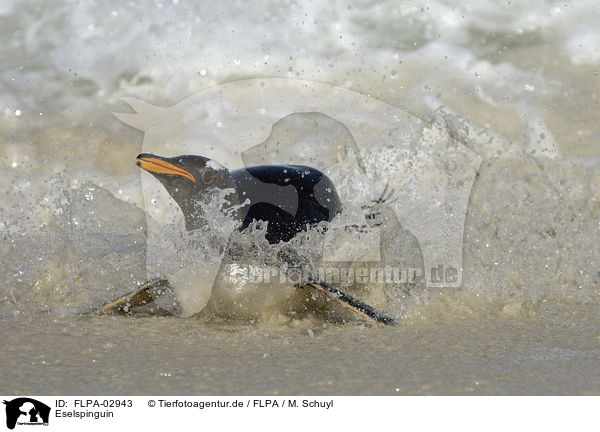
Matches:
[3,304,600,395]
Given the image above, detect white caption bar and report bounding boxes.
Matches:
[0,396,597,431]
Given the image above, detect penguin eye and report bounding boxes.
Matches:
[200,168,216,185]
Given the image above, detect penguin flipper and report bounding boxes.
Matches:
[301,282,396,326]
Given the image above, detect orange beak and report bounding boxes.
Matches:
[136,156,196,183]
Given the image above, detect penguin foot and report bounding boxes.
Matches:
[96,278,170,315]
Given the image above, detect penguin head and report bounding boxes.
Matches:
[136,153,236,228]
